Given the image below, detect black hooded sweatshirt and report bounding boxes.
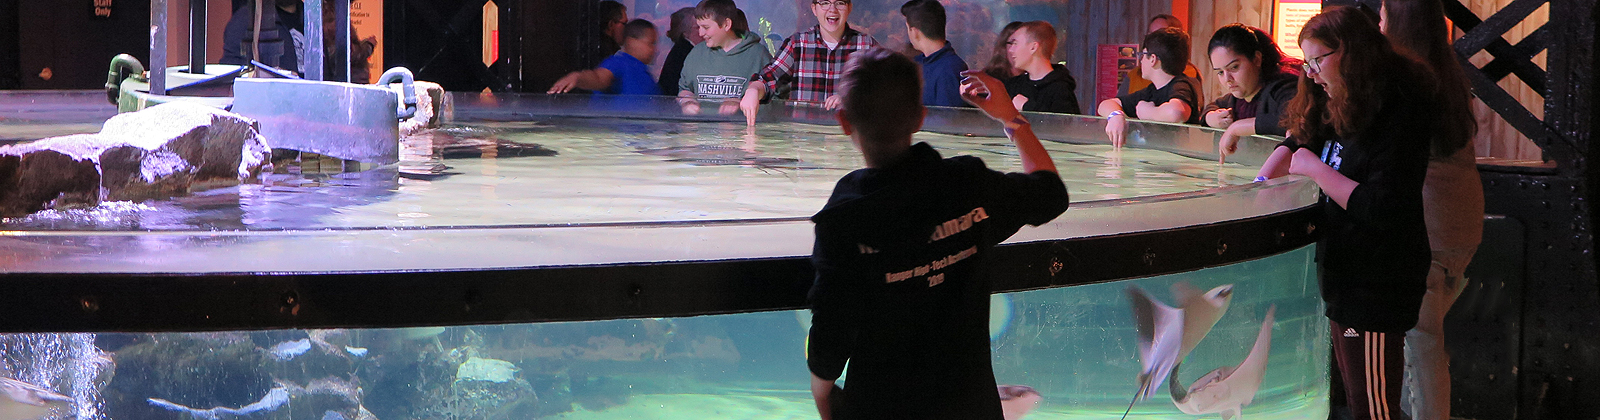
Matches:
[1279,68,1433,333]
[807,142,1069,420]
[1004,63,1082,115]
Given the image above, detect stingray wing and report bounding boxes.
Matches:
[1170,281,1203,304]
[1175,284,1233,362]
[1126,286,1183,401]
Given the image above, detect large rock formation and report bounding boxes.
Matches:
[0,102,272,218]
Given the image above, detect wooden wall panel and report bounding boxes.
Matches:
[1462,0,1548,160]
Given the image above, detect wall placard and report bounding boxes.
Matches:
[351,0,383,84]
[1096,44,1139,106]
[1274,0,1321,59]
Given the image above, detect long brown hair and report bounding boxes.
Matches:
[1385,0,1477,158]
[1282,6,1432,144]
[984,21,1025,80]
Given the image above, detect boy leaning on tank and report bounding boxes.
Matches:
[804,47,1069,420]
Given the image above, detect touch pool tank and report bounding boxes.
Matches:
[0,92,1328,420]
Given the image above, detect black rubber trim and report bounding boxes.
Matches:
[0,206,1320,333]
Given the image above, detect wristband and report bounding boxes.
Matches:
[1253,176,1268,183]
[1108,110,1124,118]
[1003,115,1030,136]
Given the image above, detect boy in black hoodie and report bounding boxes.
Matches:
[806,48,1069,420]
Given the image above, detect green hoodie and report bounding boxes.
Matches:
[678,32,774,99]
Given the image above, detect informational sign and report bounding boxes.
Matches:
[1096,44,1140,106]
[1274,0,1322,59]
[93,0,113,17]
[351,0,383,83]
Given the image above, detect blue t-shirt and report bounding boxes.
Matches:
[598,52,661,96]
[914,43,969,107]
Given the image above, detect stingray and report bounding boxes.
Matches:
[635,144,811,169]
[1169,305,1276,420]
[999,385,1042,420]
[0,378,71,420]
[1121,282,1234,419]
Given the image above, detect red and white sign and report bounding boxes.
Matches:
[1095,44,1139,106]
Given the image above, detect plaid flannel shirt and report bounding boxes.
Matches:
[754,26,880,103]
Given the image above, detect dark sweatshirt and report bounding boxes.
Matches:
[914,42,970,108]
[1004,63,1081,115]
[1280,73,1432,333]
[808,142,1069,420]
[658,37,696,96]
[679,32,774,99]
[1203,72,1299,136]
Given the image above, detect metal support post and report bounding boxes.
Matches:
[304,0,324,80]
[188,0,206,74]
[150,0,168,94]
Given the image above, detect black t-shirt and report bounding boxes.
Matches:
[1278,74,1432,333]
[1004,63,1081,115]
[808,142,1069,420]
[1117,74,1203,125]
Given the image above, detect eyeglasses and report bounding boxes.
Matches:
[813,0,850,9]
[1135,51,1155,60]
[1302,50,1338,75]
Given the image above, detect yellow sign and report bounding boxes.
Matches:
[1274,0,1322,59]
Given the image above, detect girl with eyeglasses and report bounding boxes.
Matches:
[1207,24,1304,159]
[982,22,1026,81]
[1259,7,1441,420]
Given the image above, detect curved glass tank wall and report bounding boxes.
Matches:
[0,91,1327,420]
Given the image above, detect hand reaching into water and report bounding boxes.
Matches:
[740,89,761,127]
[1105,113,1128,148]
[1218,126,1242,162]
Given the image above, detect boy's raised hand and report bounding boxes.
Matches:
[959,70,1020,122]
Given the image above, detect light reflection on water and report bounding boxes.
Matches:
[3,117,1256,232]
[0,115,1322,419]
